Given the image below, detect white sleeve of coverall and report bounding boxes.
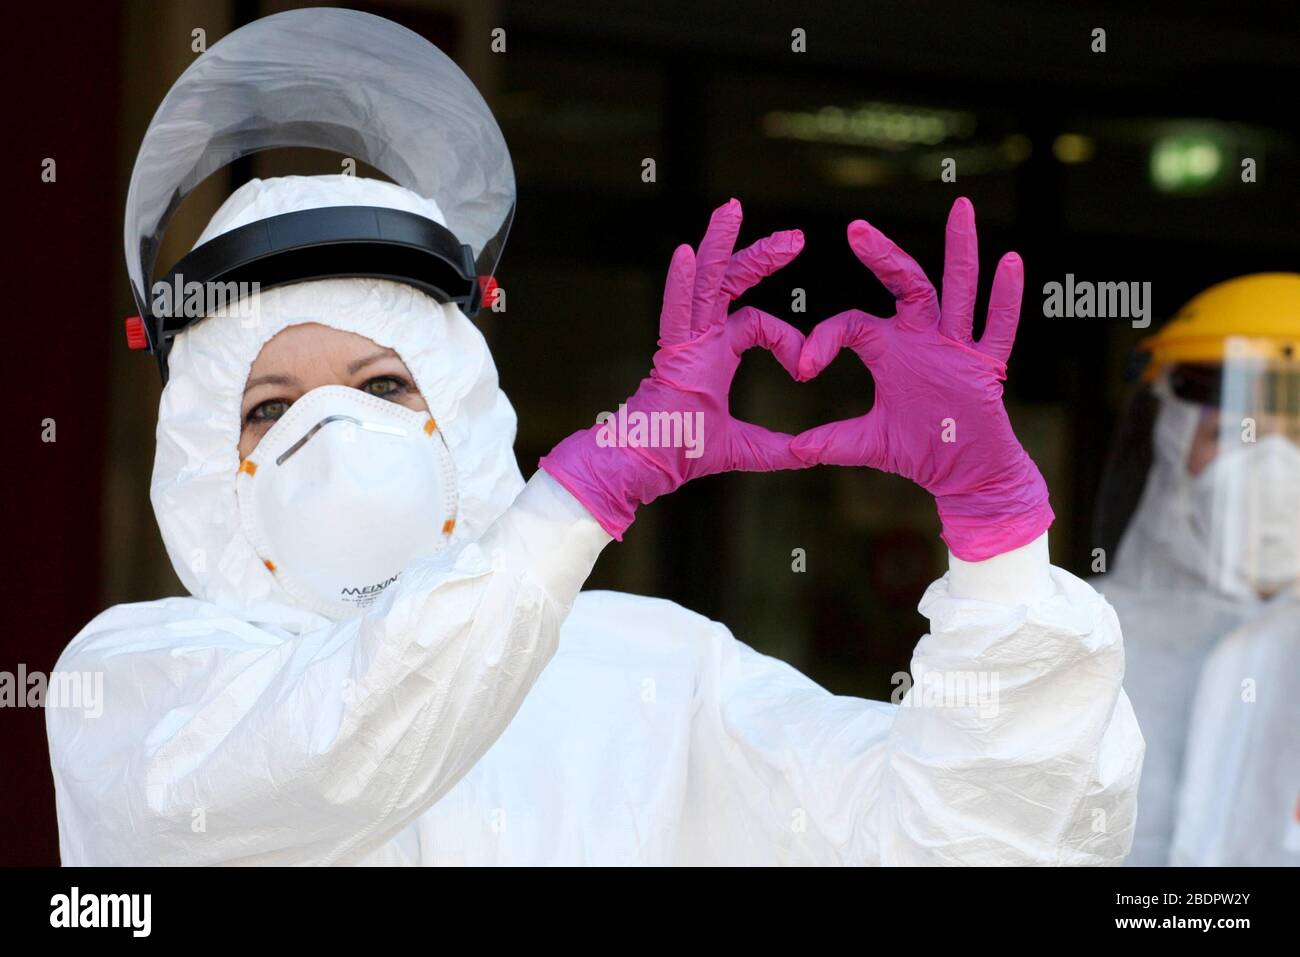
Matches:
[685,533,1144,866]
[51,472,611,866]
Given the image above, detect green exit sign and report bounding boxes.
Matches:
[1150,133,1226,193]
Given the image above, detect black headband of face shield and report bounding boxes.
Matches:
[137,205,483,381]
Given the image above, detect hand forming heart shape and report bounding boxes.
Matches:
[543,195,1053,558]
[788,197,1054,560]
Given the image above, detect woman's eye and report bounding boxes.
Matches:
[247,399,290,424]
[361,376,407,400]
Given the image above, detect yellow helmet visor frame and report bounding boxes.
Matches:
[1139,333,1300,383]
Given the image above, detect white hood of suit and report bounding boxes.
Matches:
[150,175,525,632]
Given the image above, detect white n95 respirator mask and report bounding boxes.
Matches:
[1189,433,1300,594]
[236,384,459,619]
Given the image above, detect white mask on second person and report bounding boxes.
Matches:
[236,384,459,618]
[1189,433,1300,592]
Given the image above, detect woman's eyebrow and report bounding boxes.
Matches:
[244,372,301,393]
[347,350,397,375]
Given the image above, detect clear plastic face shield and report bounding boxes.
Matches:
[1171,346,1300,596]
[1098,334,1300,598]
[122,7,515,373]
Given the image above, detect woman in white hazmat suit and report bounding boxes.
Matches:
[46,9,1142,866]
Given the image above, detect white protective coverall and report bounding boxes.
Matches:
[47,175,1144,866]
[1096,388,1300,866]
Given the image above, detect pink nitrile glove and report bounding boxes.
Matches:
[540,199,808,540]
[791,197,1053,562]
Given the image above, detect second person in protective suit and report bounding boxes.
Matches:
[1094,272,1300,867]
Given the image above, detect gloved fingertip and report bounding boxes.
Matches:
[947,196,975,227]
[764,228,802,251]
[847,219,880,252]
